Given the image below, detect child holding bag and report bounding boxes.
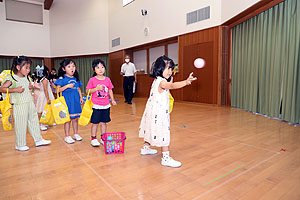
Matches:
[86,59,116,147]
[35,65,55,129]
[0,56,51,151]
[55,59,83,144]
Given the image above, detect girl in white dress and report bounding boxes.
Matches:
[139,56,197,168]
[35,65,55,129]
[31,73,40,106]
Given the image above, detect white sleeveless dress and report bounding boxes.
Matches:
[139,76,170,147]
[36,78,55,113]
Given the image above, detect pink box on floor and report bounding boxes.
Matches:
[101,132,126,154]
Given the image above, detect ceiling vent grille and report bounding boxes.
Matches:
[112,37,120,47]
[186,6,210,25]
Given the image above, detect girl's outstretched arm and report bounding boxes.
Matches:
[0,80,24,93]
[160,72,197,90]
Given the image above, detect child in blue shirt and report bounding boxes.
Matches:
[55,59,83,144]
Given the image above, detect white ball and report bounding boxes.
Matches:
[194,58,205,69]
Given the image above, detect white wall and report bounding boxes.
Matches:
[0,0,264,57]
[221,0,261,23]
[49,0,109,57]
[0,1,50,57]
[108,0,222,52]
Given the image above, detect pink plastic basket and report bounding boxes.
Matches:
[101,132,126,154]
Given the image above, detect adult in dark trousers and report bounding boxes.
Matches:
[120,55,137,104]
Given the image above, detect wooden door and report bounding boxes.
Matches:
[183,41,214,103]
[110,58,123,95]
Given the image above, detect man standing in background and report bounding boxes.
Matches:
[120,55,137,104]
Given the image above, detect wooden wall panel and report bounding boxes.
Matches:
[44,0,53,10]
[109,50,124,95]
[135,74,153,97]
[43,58,53,70]
[182,42,214,103]
[221,26,230,106]
[124,37,178,99]
[178,26,221,104]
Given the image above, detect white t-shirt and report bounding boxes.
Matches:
[121,62,137,77]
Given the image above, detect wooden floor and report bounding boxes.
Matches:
[0,94,299,200]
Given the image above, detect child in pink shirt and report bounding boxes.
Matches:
[86,59,117,147]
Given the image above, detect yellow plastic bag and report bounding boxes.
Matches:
[51,89,70,124]
[79,90,94,126]
[0,89,12,130]
[40,103,55,125]
[0,70,13,83]
[169,92,174,113]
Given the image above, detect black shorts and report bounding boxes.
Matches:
[90,108,111,124]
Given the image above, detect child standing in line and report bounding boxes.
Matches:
[86,59,117,147]
[139,55,197,167]
[55,59,83,144]
[0,56,51,151]
[35,65,56,129]
[31,73,40,106]
[49,68,58,98]
[31,72,47,131]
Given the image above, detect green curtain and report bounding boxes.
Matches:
[0,58,12,72]
[281,1,300,123]
[231,0,300,124]
[53,56,109,93]
[0,57,43,75]
[30,58,43,74]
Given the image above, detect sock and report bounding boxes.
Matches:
[143,143,150,149]
[162,151,170,160]
[91,136,97,140]
[74,133,78,135]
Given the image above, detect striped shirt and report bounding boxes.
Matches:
[3,75,33,104]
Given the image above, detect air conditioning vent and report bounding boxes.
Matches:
[187,6,210,25]
[112,37,120,47]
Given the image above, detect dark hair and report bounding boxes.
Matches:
[10,56,32,81]
[36,65,50,83]
[58,58,80,81]
[31,73,38,81]
[92,59,106,77]
[49,68,58,81]
[149,55,175,81]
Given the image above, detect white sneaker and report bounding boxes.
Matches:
[52,123,56,126]
[161,157,182,168]
[91,139,100,147]
[73,134,82,141]
[64,136,75,144]
[15,146,29,151]
[140,147,158,155]
[35,139,51,147]
[100,139,104,145]
[41,124,49,127]
[40,125,47,131]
